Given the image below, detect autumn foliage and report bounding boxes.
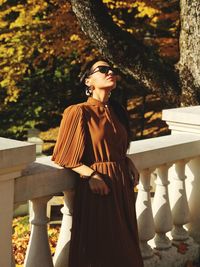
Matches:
[12,216,60,266]
[0,0,179,138]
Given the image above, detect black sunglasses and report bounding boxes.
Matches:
[89,65,118,76]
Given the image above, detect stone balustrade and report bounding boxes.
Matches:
[1,105,200,267]
[128,134,200,266]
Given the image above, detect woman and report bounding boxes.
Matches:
[52,59,144,267]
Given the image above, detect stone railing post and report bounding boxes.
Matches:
[24,196,53,267]
[136,169,160,265]
[0,174,15,267]
[187,156,200,243]
[0,138,35,267]
[170,160,190,243]
[53,190,75,267]
[153,164,173,250]
[169,159,199,265]
[152,164,181,266]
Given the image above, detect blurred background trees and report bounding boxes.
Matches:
[1,0,198,151]
[0,0,88,138]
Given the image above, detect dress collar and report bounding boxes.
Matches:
[87,97,109,107]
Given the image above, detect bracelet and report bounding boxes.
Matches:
[90,170,99,180]
[81,170,98,180]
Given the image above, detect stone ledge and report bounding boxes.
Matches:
[128,134,200,171]
[162,106,200,126]
[14,156,78,204]
[0,137,36,175]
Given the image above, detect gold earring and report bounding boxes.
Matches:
[85,87,92,96]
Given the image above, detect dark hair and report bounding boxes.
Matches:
[79,58,109,96]
[109,98,131,149]
[79,58,131,147]
[79,58,106,84]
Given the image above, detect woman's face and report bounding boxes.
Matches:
[85,61,117,92]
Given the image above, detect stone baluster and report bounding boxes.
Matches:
[136,169,156,259]
[170,160,190,243]
[187,156,200,243]
[53,190,75,267]
[24,196,53,267]
[153,164,173,250]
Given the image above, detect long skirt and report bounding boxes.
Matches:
[68,162,144,267]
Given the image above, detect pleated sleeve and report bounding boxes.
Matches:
[52,105,86,168]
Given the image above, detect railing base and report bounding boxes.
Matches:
[145,241,199,267]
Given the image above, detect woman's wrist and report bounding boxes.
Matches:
[81,170,99,180]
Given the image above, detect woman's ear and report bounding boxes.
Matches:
[85,78,90,87]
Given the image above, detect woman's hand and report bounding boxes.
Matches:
[89,173,110,196]
[72,165,111,195]
[126,157,140,187]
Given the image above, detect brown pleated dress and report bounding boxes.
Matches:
[52,97,144,267]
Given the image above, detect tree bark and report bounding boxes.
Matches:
[177,0,200,106]
[70,0,180,107]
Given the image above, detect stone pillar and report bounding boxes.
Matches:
[153,164,173,250]
[169,159,200,265]
[136,169,160,265]
[187,157,200,242]
[24,196,53,267]
[170,160,190,243]
[53,190,75,267]
[152,164,182,266]
[0,138,35,267]
[0,175,15,267]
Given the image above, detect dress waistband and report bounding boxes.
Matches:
[91,158,126,165]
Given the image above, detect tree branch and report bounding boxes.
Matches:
[70,0,180,106]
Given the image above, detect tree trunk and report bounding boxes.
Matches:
[70,0,180,107]
[177,0,200,106]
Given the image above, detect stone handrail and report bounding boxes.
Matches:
[15,157,77,203]
[1,105,200,267]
